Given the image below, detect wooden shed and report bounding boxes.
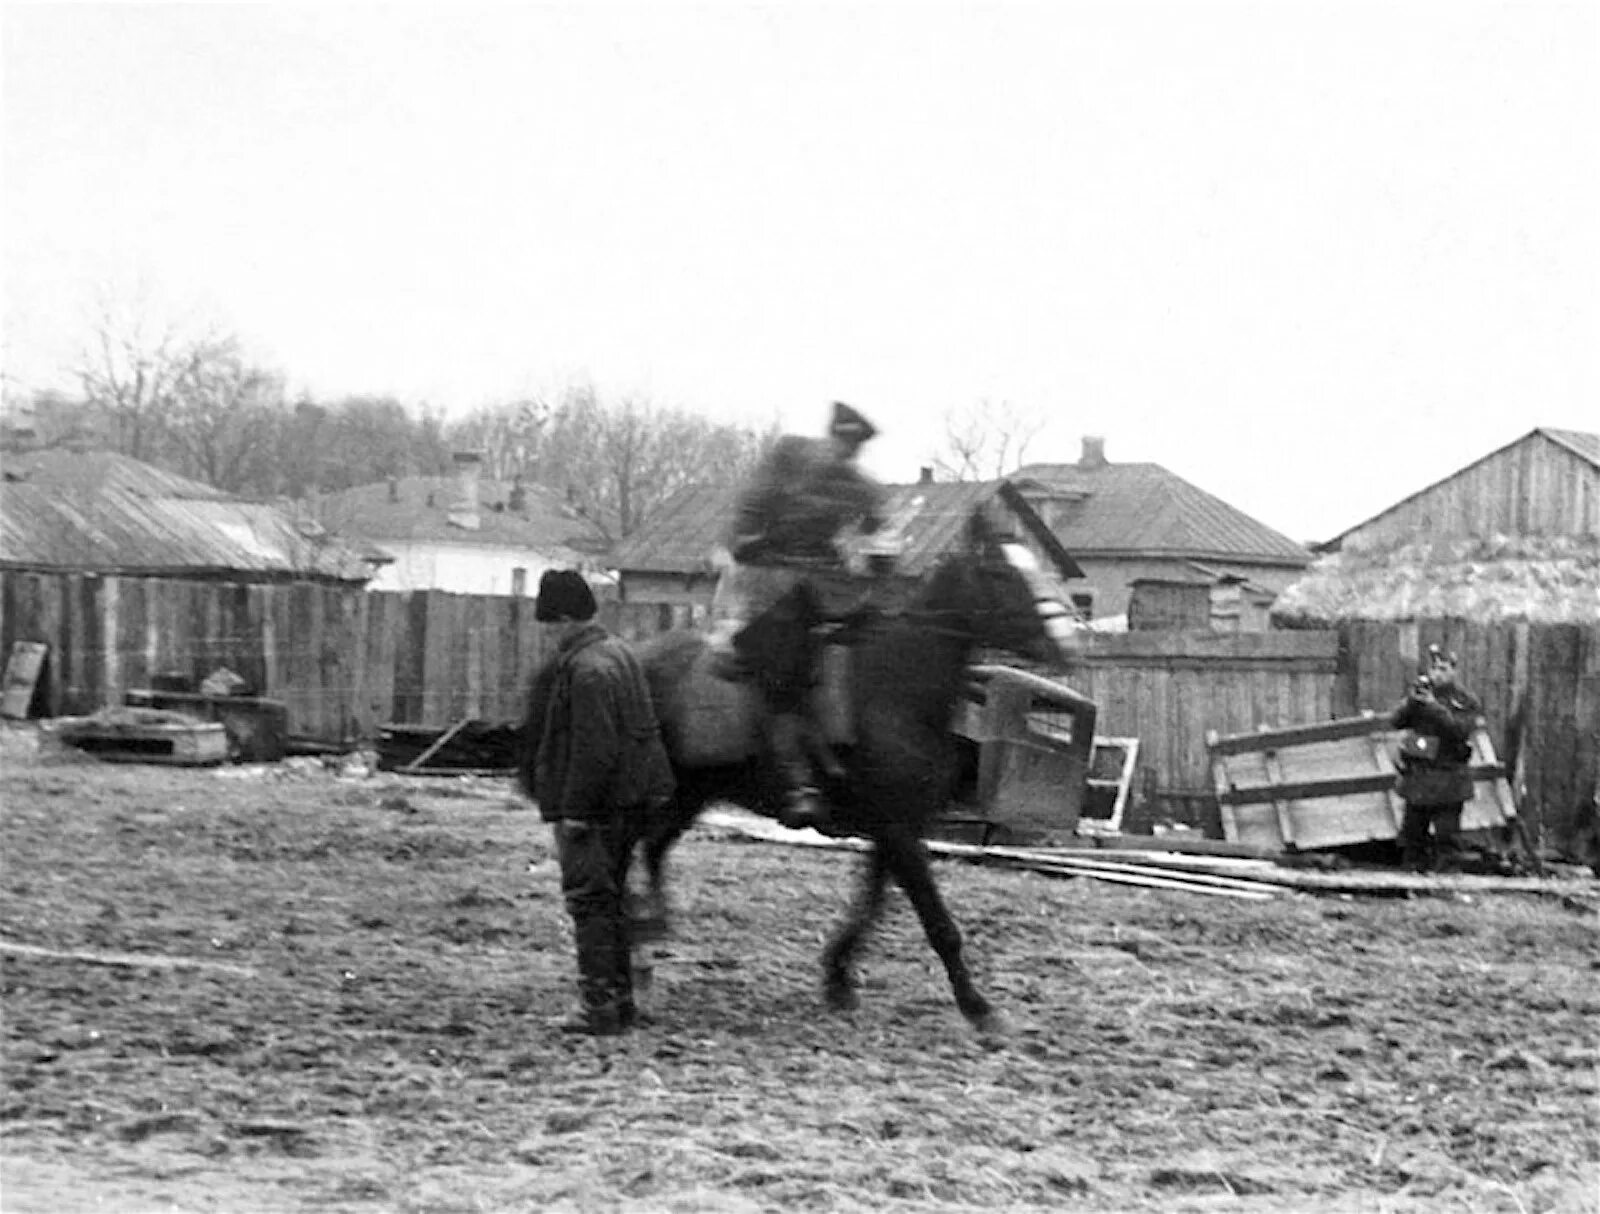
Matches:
[1320,426,1599,554]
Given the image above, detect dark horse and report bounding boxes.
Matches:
[629,515,1082,1031]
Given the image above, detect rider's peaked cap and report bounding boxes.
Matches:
[534,569,598,623]
[829,401,877,444]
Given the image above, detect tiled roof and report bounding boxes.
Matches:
[315,476,611,557]
[610,479,1082,579]
[1009,462,1312,566]
[0,450,375,582]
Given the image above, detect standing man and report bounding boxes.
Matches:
[518,569,674,1036]
[1391,644,1485,873]
[710,401,889,830]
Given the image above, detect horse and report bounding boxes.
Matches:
[627,514,1085,1032]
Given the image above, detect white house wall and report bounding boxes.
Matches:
[368,540,556,596]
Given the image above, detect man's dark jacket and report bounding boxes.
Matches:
[1391,682,1483,806]
[519,623,674,822]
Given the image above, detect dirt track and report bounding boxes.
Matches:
[1,731,1596,1213]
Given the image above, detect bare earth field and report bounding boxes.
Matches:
[1,728,1596,1214]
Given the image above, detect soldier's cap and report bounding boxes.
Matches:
[829,401,877,444]
[535,569,598,622]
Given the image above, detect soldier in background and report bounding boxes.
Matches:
[1391,644,1485,873]
[709,402,889,830]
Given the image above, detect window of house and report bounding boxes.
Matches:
[1070,592,1094,621]
[511,567,528,597]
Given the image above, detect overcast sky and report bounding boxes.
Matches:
[3,2,1595,543]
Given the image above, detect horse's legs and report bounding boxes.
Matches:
[821,844,891,1012]
[630,805,689,942]
[880,829,997,1030]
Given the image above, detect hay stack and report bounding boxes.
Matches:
[1273,535,1600,624]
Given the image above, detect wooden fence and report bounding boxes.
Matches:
[1057,631,1341,835]
[0,573,685,746]
[2,569,1593,856]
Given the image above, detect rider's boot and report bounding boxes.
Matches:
[770,712,830,831]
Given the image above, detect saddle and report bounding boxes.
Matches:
[671,616,860,767]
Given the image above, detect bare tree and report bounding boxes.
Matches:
[74,300,189,460]
[928,399,1046,481]
[458,384,776,542]
[164,337,286,492]
[450,397,552,482]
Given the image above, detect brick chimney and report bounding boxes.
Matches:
[1079,436,1107,469]
[447,451,482,531]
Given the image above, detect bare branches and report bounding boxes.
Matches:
[928,400,1047,482]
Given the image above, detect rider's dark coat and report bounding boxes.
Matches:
[729,435,887,567]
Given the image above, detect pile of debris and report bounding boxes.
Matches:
[375,719,522,775]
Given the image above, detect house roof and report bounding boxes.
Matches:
[1272,535,1600,624]
[0,450,375,582]
[1009,461,1311,566]
[1130,560,1273,594]
[314,475,611,560]
[1319,427,1600,551]
[609,479,1084,580]
[1543,427,1600,466]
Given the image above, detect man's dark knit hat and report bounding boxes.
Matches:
[829,401,877,443]
[535,569,598,622]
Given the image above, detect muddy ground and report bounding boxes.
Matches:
[1,728,1596,1213]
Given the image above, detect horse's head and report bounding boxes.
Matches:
[917,513,1082,669]
[921,511,1081,668]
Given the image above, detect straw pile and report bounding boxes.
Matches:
[1272,534,1600,624]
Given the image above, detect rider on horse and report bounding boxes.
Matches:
[709,401,890,831]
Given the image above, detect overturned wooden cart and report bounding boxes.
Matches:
[1207,712,1518,852]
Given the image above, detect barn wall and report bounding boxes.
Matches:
[1342,435,1600,551]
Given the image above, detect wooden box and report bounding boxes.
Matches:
[55,710,229,767]
[1208,714,1517,852]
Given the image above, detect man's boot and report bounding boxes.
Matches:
[1432,804,1465,874]
[558,914,629,1036]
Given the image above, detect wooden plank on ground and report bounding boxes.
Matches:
[0,939,256,978]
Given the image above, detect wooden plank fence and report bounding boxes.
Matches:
[1,569,1593,857]
[0,573,686,747]
[1058,631,1341,836]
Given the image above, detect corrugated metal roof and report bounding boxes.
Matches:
[315,475,611,555]
[0,451,376,582]
[609,479,1082,580]
[1009,462,1311,566]
[3,449,233,500]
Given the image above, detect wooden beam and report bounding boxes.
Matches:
[1217,765,1509,808]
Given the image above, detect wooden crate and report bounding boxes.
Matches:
[1208,713,1517,852]
[54,711,229,767]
